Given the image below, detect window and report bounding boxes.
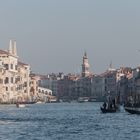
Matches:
[5,77,9,84]
[15,65,18,70]
[0,79,3,84]
[4,64,9,70]
[6,87,8,91]
[11,64,13,69]
[11,77,14,83]
[24,82,27,87]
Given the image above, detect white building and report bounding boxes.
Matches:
[0,40,31,103]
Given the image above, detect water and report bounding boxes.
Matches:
[0,103,139,140]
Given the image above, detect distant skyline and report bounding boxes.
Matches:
[0,0,140,74]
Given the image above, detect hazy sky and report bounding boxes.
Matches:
[0,0,140,74]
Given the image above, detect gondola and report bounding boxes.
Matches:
[100,107,117,113]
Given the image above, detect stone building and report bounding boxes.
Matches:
[91,75,105,101]
[0,40,31,103]
[91,68,117,101]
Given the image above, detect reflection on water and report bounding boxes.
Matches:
[0,103,139,140]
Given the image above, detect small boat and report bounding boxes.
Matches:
[16,103,26,108]
[100,107,117,113]
[77,97,89,103]
[88,97,97,102]
[36,101,44,104]
[124,106,140,114]
[100,98,120,113]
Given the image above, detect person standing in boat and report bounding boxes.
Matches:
[103,102,107,109]
[112,98,116,109]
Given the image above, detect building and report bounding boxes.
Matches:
[30,73,41,101]
[16,61,30,102]
[57,74,78,100]
[0,40,31,103]
[39,73,64,96]
[91,75,105,101]
[91,68,117,101]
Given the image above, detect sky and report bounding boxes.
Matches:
[0,0,140,74]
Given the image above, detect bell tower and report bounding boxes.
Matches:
[82,52,90,77]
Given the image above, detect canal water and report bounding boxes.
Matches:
[0,102,139,140]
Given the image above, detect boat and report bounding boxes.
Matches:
[100,96,120,113]
[36,101,44,104]
[16,103,26,108]
[88,97,97,102]
[124,95,140,114]
[124,106,140,114]
[100,107,117,113]
[77,97,89,103]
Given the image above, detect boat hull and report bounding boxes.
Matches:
[16,104,26,108]
[100,107,117,113]
[124,107,140,114]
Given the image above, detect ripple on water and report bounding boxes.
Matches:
[0,103,139,140]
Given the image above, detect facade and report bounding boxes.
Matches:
[75,76,92,98]
[91,70,117,101]
[57,74,78,99]
[39,73,64,96]
[0,40,31,103]
[91,75,105,100]
[30,73,41,101]
[116,67,133,103]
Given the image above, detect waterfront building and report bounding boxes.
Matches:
[0,40,31,103]
[30,73,41,101]
[39,73,64,96]
[75,76,92,98]
[91,67,117,101]
[0,60,6,102]
[91,75,105,101]
[116,67,133,103]
[57,74,78,100]
[131,67,140,101]
[16,61,30,102]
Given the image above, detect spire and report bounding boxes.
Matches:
[9,40,13,54]
[8,39,17,56]
[84,51,87,57]
[13,40,17,56]
[108,61,116,71]
[109,61,112,69]
[84,51,87,59]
